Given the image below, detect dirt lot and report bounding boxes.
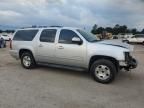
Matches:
[0,44,144,108]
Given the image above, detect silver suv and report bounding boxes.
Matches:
[10,27,137,84]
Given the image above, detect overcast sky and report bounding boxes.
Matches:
[0,0,144,30]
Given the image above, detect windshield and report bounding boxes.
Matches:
[77,29,99,42]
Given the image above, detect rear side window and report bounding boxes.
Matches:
[13,30,38,41]
[40,29,57,43]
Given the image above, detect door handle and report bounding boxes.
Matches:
[58,46,64,49]
[39,44,43,47]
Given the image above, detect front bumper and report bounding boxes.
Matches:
[125,58,137,70]
[122,53,138,70]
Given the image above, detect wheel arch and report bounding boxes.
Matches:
[89,55,119,72]
[19,49,34,58]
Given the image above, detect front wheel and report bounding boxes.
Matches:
[90,59,117,84]
[21,52,36,69]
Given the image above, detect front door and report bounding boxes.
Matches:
[55,29,86,67]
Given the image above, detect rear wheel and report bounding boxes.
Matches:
[21,52,36,69]
[90,59,117,84]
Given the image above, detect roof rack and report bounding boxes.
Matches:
[49,26,63,28]
[20,25,63,29]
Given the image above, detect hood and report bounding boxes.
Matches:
[98,39,133,51]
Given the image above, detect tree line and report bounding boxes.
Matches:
[91,24,144,35]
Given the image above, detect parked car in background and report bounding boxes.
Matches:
[123,34,144,44]
[123,33,134,39]
[112,33,134,40]
[10,27,137,84]
[0,36,6,48]
[1,34,11,41]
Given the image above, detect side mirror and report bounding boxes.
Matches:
[72,37,83,45]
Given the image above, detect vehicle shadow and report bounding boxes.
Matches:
[36,65,141,85]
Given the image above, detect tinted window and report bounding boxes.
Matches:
[40,29,56,42]
[59,29,79,44]
[13,30,38,41]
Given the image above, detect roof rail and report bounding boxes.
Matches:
[20,25,63,29]
[49,26,63,28]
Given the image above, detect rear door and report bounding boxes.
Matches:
[36,29,57,63]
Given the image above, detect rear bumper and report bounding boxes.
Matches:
[9,50,19,60]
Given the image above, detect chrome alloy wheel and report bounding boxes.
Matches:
[23,56,31,67]
[95,65,111,80]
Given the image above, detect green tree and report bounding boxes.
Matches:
[96,27,105,34]
[91,24,142,35]
[105,27,113,33]
[141,29,144,34]
[119,25,127,33]
[115,24,120,29]
[0,30,2,33]
[131,28,137,34]
[113,24,120,35]
[91,24,98,34]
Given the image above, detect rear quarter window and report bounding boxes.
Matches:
[13,30,38,41]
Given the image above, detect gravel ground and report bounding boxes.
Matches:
[0,44,144,108]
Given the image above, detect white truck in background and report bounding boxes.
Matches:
[123,34,144,44]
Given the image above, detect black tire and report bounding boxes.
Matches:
[21,52,36,69]
[90,59,117,84]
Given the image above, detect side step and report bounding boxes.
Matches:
[37,62,87,72]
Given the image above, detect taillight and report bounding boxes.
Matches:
[10,39,12,49]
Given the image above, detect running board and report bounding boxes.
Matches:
[37,62,87,72]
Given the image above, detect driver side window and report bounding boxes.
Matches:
[59,29,79,44]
